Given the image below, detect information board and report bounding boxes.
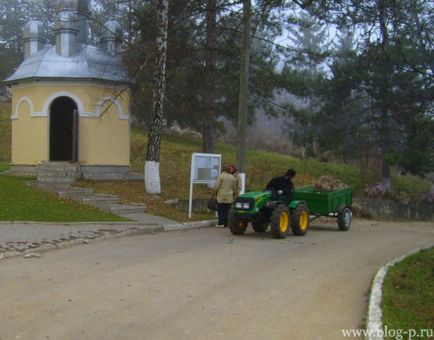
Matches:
[191,153,221,183]
[189,153,221,218]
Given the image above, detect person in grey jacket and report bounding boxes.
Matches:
[214,165,236,227]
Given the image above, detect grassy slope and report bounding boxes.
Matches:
[130,127,431,195]
[130,128,362,194]
[0,101,432,221]
[382,247,434,333]
[0,175,127,222]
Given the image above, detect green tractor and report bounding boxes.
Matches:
[228,190,310,238]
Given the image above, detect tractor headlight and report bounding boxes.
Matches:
[235,202,251,210]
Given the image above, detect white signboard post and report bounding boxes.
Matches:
[189,153,221,218]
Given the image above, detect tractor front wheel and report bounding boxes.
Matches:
[228,209,248,235]
[252,212,268,233]
[271,204,290,239]
[291,204,309,236]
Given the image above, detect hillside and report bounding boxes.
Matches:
[0,101,431,221]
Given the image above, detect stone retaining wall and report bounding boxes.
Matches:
[358,198,433,221]
[171,198,433,221]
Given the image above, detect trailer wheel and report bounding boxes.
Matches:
[337,206,352,231]
[271,204,290,239]
[252,212,268,233]
[228,209,247,235]
[291,203,309,236]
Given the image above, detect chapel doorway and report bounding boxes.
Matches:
[49,96,78,161]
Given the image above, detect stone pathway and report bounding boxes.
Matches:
[0,219,215,260]
[0,222,162,259]
[0,181,216,260]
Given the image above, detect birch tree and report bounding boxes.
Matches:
[144,0,169,194]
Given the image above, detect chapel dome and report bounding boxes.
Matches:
[23,19,45,39]
[102,18,122,40]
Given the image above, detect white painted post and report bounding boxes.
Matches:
[239,172,246,194]
[188,154,195,219]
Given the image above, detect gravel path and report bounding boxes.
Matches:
[0,219,432,340]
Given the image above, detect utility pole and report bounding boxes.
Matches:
[236,0,251,179]
[202,0,217,153]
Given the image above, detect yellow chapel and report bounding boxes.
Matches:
[4,0,133,180]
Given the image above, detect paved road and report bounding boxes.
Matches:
[0,219,432,340]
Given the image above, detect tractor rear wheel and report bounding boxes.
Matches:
[252,212,268,233]
[271,204,290,239]
[228,209,247,235]
[291,204,309,236]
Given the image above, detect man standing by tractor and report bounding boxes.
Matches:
[265,168,296,205]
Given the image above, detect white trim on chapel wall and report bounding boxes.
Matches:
[12,96,34,119]
[95,96,129,120]
[40,91,91,117]
[12,92,130,120]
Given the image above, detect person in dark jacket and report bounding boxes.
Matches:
[265,168,296,204]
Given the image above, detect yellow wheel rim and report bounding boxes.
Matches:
[299,210,309,231]
[279,211,289,233]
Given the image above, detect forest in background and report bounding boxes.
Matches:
[1,0,433,191]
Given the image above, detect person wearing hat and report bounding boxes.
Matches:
[265,168,296,204]
[214,165,236,227]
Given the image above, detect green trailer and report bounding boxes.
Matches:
[294,186,353,231]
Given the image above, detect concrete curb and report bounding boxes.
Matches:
[0,219,216,262]
[0,221,142,225]
[365,246,433,340]
[164,220,216,231]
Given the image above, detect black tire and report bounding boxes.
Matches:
[337,206,352,231]
[291,203,309,236]
[228,209,247,235]
[252,212,268,233]
[270,204,290,239]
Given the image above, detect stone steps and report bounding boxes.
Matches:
[27,181,72,192]
[57,188,96,197]
[29,178,148,219]
[80,195,120,205]
[95,203,146,214]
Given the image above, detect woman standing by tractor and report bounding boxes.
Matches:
[214,165,236,227]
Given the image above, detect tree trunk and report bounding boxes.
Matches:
[145,0,169,194]
[378,0,391,191]
[236,0,251,173]
[202,0,216,153]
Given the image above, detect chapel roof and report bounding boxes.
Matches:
[4,0,128,85]
[4,44,128,84]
